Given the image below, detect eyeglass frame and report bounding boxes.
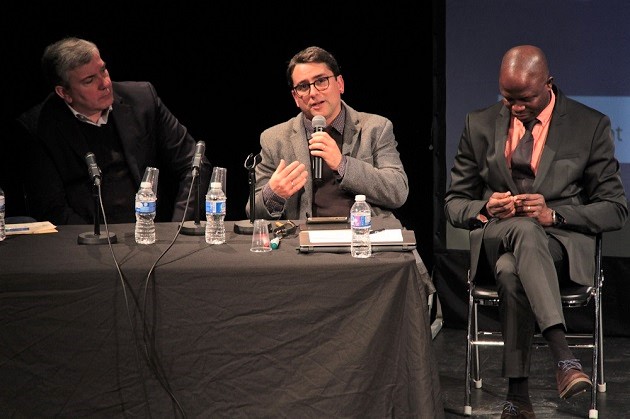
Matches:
[292,75,336,98]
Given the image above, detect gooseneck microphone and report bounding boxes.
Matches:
[85,152,102,186]
[78,152,117,245]
[312,115,326,183]
[181,140,207,236]
[191,141,205,175]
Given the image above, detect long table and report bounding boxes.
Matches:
[0,221,444,418]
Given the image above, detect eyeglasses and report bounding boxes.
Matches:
[292,75,335,98]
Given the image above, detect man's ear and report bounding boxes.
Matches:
[54,85,71,103]
[291,90,301,108]
[336,74,345,94]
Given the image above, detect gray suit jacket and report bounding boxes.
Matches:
[248,101,408,221]
[445,86,628,285]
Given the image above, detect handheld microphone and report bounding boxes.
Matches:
[85,152,101,186]
[192,141,206,175]
[312,115,326,183]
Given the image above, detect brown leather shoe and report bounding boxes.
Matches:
[501,400,536,418]
[557,359,592,399]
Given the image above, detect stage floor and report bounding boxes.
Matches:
[436,327,630,418]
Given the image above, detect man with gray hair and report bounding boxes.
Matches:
[15,37,210,224]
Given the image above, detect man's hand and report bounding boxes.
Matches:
[484,191,517,219]
[268,159,308,199]
[310,131,342,171]
[513,193,554,226]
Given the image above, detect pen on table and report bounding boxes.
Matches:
[6,227,30,233]
[370,228,385,234]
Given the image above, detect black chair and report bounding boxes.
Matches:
[464,233,605,419]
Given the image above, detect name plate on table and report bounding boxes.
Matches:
[298,228,416,253]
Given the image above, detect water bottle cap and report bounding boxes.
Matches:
[355,194,366,201]
[140,181,152,188]
[211,182,222,189]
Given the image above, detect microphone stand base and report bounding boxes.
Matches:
[180,220,206,236]
[78,231,117,245]
[234,219,270,235]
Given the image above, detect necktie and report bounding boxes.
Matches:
[511,119,539,193]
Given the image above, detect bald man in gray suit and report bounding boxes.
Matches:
[445,45,627,418]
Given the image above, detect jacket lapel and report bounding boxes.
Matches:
[339,102,359,155]
[290,117,313,214]
[47,98,90,161]
[110,92,142,184]
[532,91,566,191]
[495,108,517,192]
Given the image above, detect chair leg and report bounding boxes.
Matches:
[472,304,482,389]
[464,290,474,416]
[597,286,606,392]
[589,274,605,419]
[589,291,599,419]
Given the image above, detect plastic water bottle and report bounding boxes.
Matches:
[205,181,226,244]
[135,181,156,244]
[0,187,5,242]
[350,194,371,258]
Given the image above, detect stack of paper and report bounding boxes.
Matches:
[5,221,57,235]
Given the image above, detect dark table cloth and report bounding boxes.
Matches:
[0,220,443,418]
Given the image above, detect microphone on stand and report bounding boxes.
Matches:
[312,115,326,184]
[234,152,269,235]
[85,152,102,186]
[191,141,205,176]
[78,152,117,245]
[181,141,207,235]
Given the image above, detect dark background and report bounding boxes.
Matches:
[0,4,435,266]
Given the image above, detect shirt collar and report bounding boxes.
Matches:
[66,103,113,127]
[514,89,555,131]
[304,105,346,135]
[536,88,555,128]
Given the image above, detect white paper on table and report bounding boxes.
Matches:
[307,229,404,244]
[5,221,57,235]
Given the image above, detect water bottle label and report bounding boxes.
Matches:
[135,200,156,213]
[206,200,226,214]
[351,214,371,228]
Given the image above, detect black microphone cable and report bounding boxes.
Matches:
[137,167,204,419]
[87,153,193,417]
[93,183,157,418]
[98,174,195,418]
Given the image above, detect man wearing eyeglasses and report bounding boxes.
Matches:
[245,46,409,222]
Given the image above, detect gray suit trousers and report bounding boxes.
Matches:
[480,217,566,377]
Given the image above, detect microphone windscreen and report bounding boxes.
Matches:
[85,152,101,184]
[192,141,206,170]
[85,152,99,173]
[312,115,326,130]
